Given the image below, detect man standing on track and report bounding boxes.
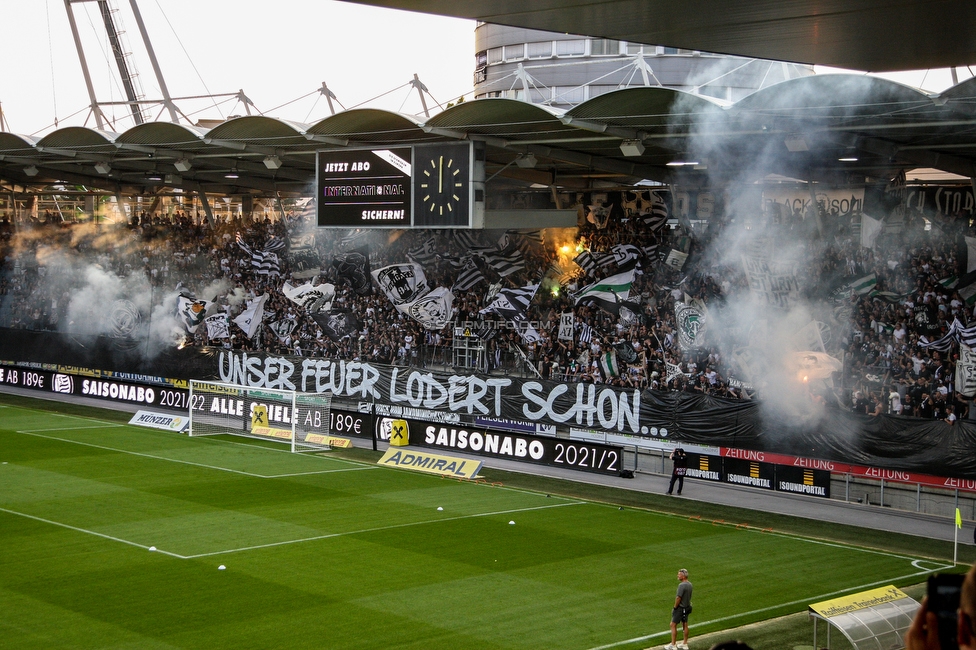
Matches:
[665,568,693,650]
[667,447,688,495]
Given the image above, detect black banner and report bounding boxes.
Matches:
[723,457,775,490]
[774,464,831,498]
[683,452,722,482]
[376,416,623,476]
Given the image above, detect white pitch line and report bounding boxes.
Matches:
[183,500,584,559]
[587,566,953,650]
[19,425,125,432]
[0,506,186,559]
[13,428,375,478]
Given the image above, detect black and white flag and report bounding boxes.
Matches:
[372,262,430,311]
[333,246,372,295]
[558,312,575,341]
[176,296,212,333]
[479,248,525,277]
[269,318,298,343]
[312,309,359,342]
[452,257,484,292]
[283,281,335,315]
[233,294,268,339]
[480,283,538,321]
[407,237,438,265]
[407,287,455,330]
[205,312,230,340]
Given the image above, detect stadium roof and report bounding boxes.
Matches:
[345,0,976,73]
[1,74,975,198]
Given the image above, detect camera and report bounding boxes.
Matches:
[928,573,965,650]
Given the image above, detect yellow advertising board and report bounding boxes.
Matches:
[388,419,409,447]
[251,426,293,440]
[304,433,353,448]
[809,585,908,618]
[378,447,481,479]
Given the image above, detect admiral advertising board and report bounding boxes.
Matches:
[376,416,623,476]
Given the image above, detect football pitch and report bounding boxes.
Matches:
[0,397,954,649]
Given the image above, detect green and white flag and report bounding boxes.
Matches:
[849,273,877,295]
[574,268,635,313]
[599,350,621,378]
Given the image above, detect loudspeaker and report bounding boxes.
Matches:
[619,469,634,479]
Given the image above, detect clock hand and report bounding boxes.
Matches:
[438,155,443,194]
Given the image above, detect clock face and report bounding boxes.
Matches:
[414,143,470,227]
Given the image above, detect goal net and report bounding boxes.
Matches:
[188,380,333,453]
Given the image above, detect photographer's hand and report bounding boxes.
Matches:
[906,598,942,650]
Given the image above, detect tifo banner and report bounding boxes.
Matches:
[742,255,800,309]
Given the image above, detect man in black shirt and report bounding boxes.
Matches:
[667,448,688,496]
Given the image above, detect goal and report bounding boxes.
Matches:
[188,380,333,453]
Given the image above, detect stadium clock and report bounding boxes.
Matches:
[413,142,471,227]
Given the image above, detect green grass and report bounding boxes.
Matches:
[0,394,963,649]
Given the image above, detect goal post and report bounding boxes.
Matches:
[188,380,333,452]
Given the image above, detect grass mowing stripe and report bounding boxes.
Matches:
[588,566,950,650]
[0,505,186,559]
[19,425,125,432]
[183,501,584,558]
[13,428,374,478]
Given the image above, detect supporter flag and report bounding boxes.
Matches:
[574,268,635,313]
[577,321,594,345]
[451,230,486,251]
[675,300,706,349]
[663,248,689,271]
[269,318,297,343]
[849,273,877,296]
[860,213,884,249]
[176,296,212,333]
[967,236,976,273]
[312,308,359,342]
[665,358,683,384]
[641,191,669,232]
[339,229,368,247]
[372,262,430,311]
[283,281,335,314]
[614,342,638,364]
[599,350,621,378]
[237,233,285,277]
[573,251,598,276]
[333,246,372,295]
[481,283,539,321]
[233,294,268,339]
[480,248,526,277]
[611,244,641,267]
[452,257,485,292]
[517,321,542,344]
[204,312,230,340]
[618,300,645,327]
[407,287,454,330]
[558,312,574,341]
[407,236,438,265]
[509,229,543,254]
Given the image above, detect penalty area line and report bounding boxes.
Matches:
[184,501,583,559]
[0,506,186,559]
[587,567,951,650]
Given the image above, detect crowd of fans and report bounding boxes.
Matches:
[1,194,975,421]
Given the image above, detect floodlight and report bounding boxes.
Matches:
[515,153,537,168]
[263,155,282,170]
[174,158,192,172]
[95,162,112,174]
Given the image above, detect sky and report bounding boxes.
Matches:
[0,0,476,136]
[1,1,972,138]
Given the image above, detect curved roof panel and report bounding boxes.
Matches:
[426,98,570,139]
[205,115,312,147]
[307,109,431,144]
[567,87,724,131]
[115,122,207,147]
[36,127,118,150]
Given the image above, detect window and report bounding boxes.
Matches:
[554,39,586,57]
[475,51,487,68]
[504,43,524,61]
[552,86,585,104]
[527,41,552,59]
[625,42,653,55]
[487,47,503,64]
[590,39,620,56]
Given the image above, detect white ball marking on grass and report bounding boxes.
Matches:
[149,546,156,551]
[218,565,226,570]
[509,520,515,525]
[437,507,443,511]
